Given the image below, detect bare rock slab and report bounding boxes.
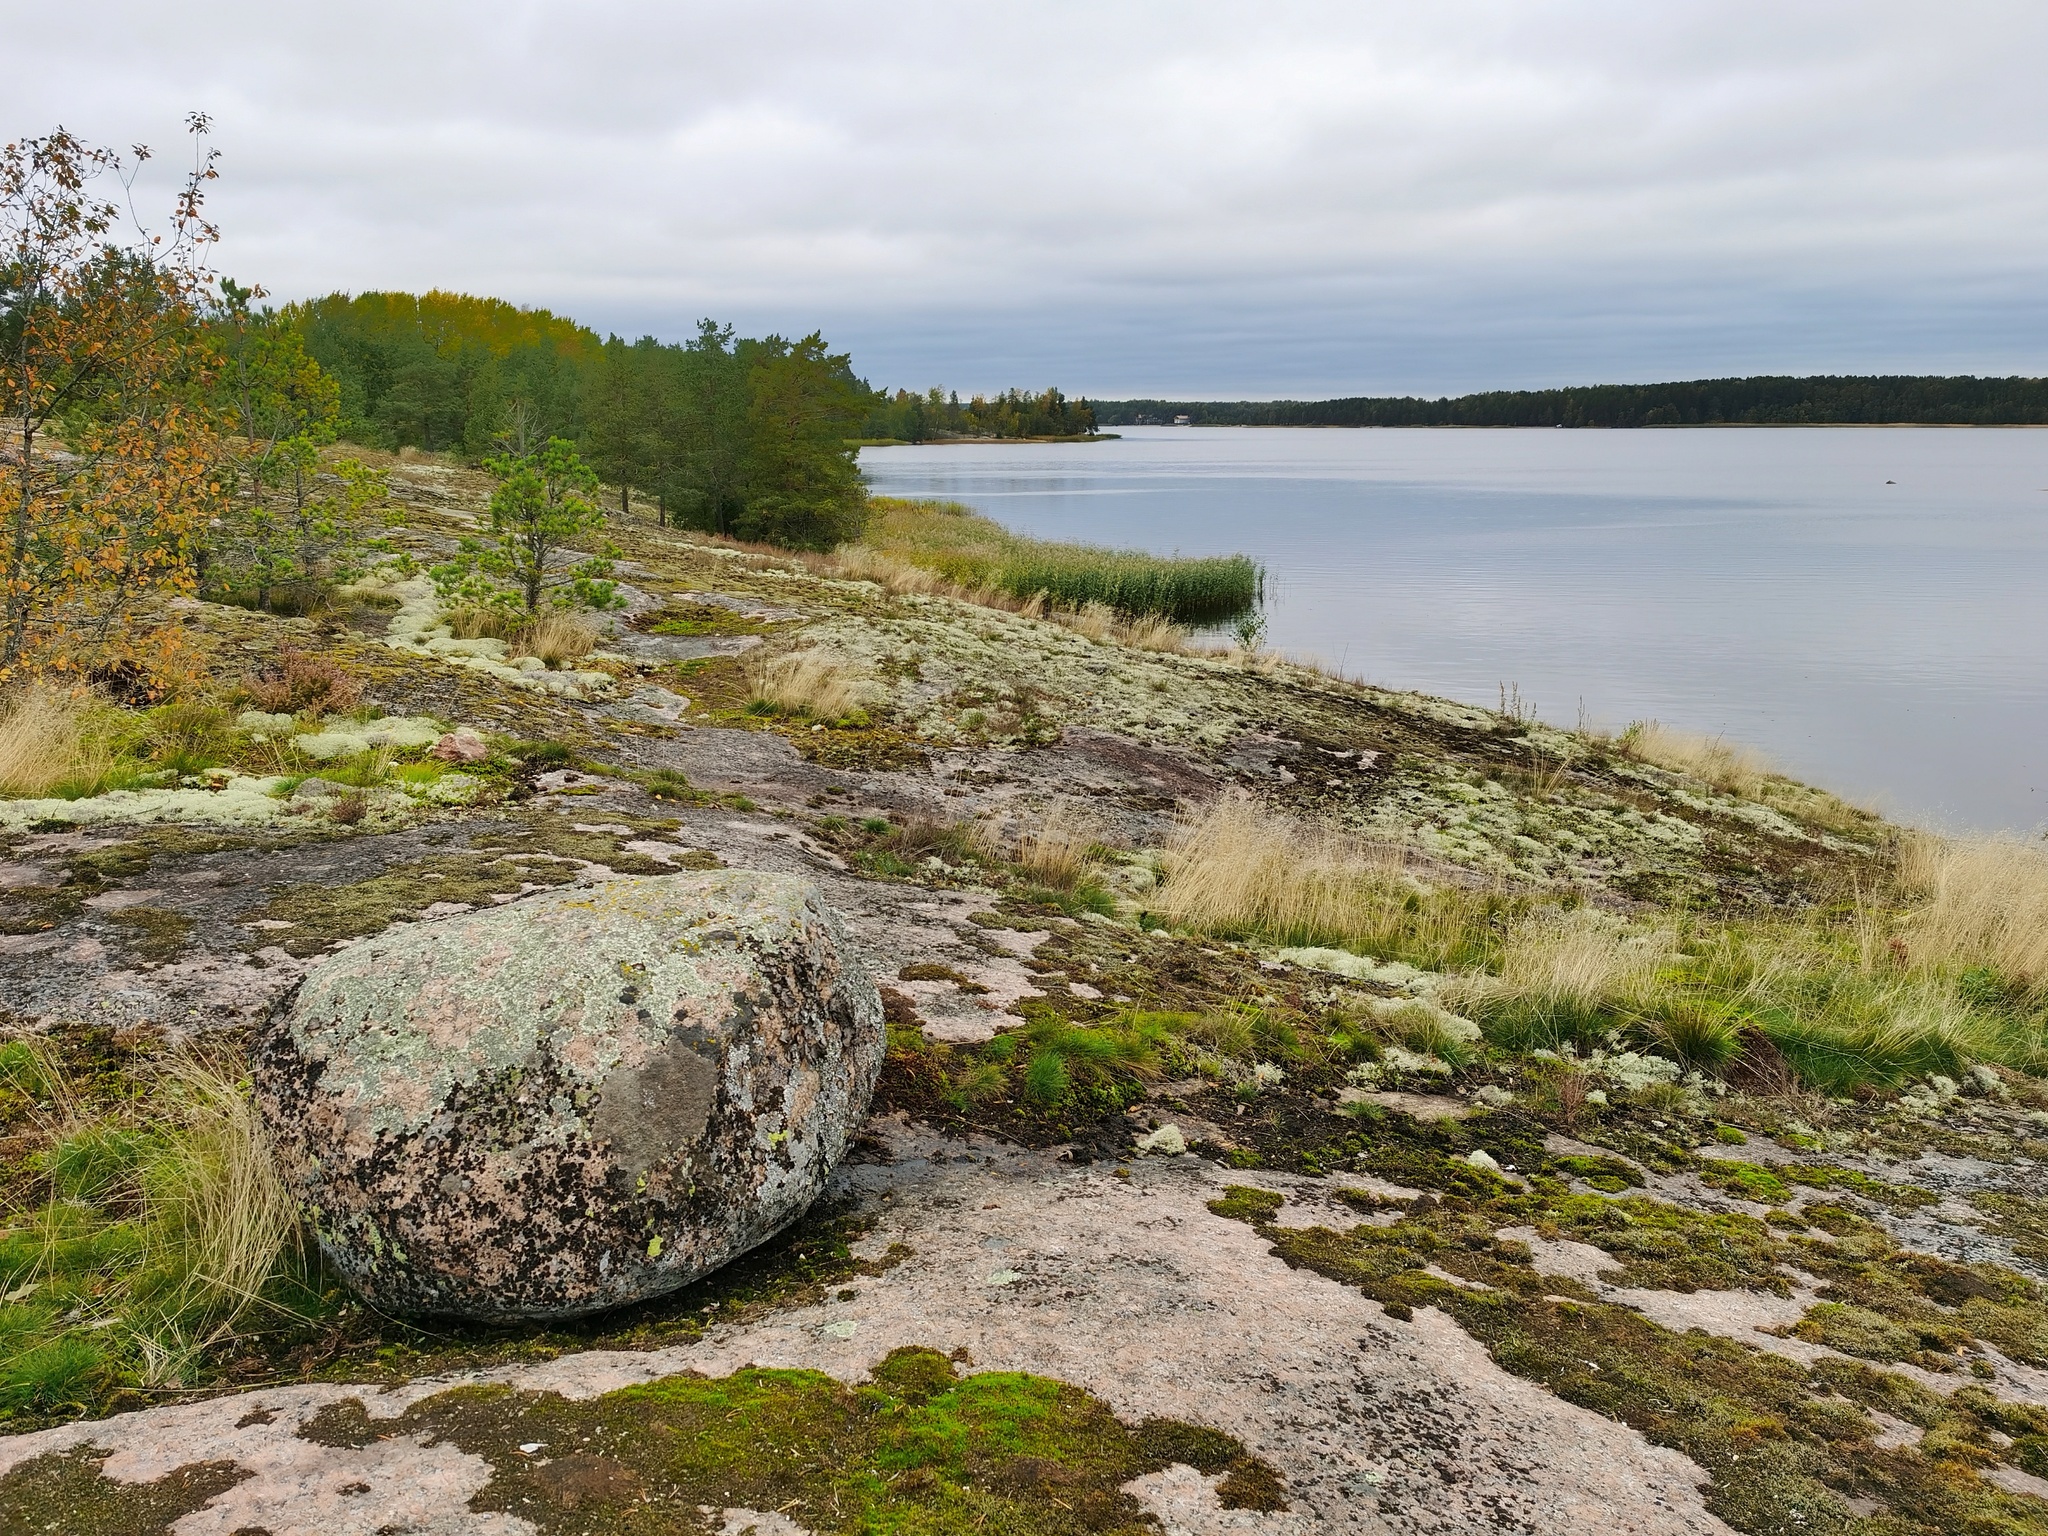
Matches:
[254,870,883,1320]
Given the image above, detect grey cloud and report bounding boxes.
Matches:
[11,0,2045,392]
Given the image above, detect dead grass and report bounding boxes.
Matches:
[746,648,871,721]
[512,608,601,667]
[144,1051,303,1335]
[1156,796,1501,970]
[1447,909,1672,1016]
[446,603,521,640]
[1899,832,2048,991]
[1618,720,1771,798]
[0,685,100,796]
[1014,805,1099,890]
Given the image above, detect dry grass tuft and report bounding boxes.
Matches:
[0,685,101,796]
[145,1051,302,1332]
[1014,805,1099,890]
[1899,832,2048,990]
[1618,720,1771,798]
[1157,796,1499,970]
[446,603,521,640]
[513,609,601,668]
[747,649,871,721]
[1458,910,1672,1015]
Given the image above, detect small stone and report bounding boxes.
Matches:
[1134,1124,1187,1156]
[431,729,488,763]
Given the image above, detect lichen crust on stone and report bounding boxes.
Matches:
[252,870,884,1320]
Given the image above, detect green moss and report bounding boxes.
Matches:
[104,906,194,964]
[1209,1191,2048,1536]
[297,1347,1284,1533]
[0,1448,249,1536]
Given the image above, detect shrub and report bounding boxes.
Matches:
[242,647,363,717]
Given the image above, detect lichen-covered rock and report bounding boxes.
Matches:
[253,871,882,1320]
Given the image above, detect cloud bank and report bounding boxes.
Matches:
[15,1,2046,394]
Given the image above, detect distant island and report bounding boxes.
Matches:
[1096,374,2048,428]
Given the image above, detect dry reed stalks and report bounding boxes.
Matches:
[1620,721,1771,797]
[1899,832,2048,990]
[747,649,870,720]
[1014,805,1099,890]
[0,685,101,796]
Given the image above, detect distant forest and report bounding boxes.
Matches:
[860,386,1098,442]
[1095,376,2048,428]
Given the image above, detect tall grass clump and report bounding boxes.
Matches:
[0,686,95,795]
[1013,805,1098,891]
[0,1040,311,1415]
[1443,910,1672,1052]
[745,649,872,723]
[1618,720,1771,798]
[1156,796,1505,971]
[512,608,602,668]
[1898,832,2048,992]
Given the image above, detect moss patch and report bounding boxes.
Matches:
[0,1448,249,1536]
[1207,1178,2048,1535]
[296,1346,1282,1534]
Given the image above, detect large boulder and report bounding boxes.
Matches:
[252,871,883,1320]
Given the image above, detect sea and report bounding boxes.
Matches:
[859,426,2048,834]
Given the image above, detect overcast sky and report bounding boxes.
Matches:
[14,2,2047,396]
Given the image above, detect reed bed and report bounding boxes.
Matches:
[854,497,1261,624]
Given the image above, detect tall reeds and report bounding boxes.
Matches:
[853,498,1261,624]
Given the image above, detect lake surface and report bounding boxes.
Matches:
[860,427,2048,834]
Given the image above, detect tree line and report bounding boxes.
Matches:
[1097,376,2048,428]
[0,122,882,683]
[860,386,1098,442]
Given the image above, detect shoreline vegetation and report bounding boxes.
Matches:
[848,497,1262,625]
[1099,374,2048,428]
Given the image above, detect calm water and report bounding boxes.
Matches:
[860,426,2048,834]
